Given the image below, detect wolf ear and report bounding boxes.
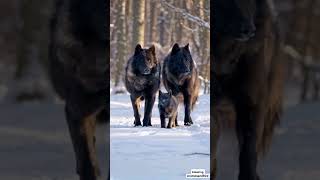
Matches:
[134,44,142,55]
[148,45,156,55]
[171,43,180,54]
[184,43,190,51]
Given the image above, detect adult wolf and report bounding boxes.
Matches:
[49,0,107,179]
[212,0,284,180]
[162,43,200,126]
[125,44,160,127]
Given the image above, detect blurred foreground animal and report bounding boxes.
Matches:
[49,0,107,179]
[212,0,284,179]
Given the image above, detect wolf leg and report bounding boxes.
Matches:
[236,101,259,180]
[160,114,166,128]
[183,92,193,126]
[65,106,100,180]
[130,95,141,126]
[175,113,179,126]
[167,116,174,128]
[143,95,155,126]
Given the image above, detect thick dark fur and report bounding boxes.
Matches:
[158,90,179,128]
[49,0,107,179]
[212,0,284,180]
[125,44,160,126]
[162,43,200,126]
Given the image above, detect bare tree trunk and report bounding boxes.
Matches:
[159,7,166,46]
[174,1,183,43]
[144,0,149,45]
[285,0,299,80]
[148,1,158,44]
[198,0,210,81]
[168,0,175,45]
[114,0,126,87]
[131,0,145,49]
[125,0,131,54]
[300,0,316,102]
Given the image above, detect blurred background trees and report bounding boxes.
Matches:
[110,0,210,93]
[0,0,54,104]
[275,0,320,103]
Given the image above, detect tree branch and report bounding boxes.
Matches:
[160,0,210,30]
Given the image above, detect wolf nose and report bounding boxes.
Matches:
[143,69,151,75]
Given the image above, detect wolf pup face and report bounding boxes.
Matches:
[214,0,256,41]
[132,44,157,75]
[168,43,193,85]
[158,90,177,118]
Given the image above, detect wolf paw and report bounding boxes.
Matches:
[134,120,142,126]
[184,122,193,126]
[142,118,152,127]
[184,118,193,126]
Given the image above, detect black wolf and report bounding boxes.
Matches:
[49,0,107,179]
[162,43,200,126]
[125,44,160,126]
[158,90,179,128]
[212,0,284,180]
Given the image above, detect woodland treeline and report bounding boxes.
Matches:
[0,0,318,102]
[277,0,320,102]
[110,0,210,90]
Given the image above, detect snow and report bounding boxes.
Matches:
[110,94,210,180]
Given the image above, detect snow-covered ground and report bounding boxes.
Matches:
[110,94,210,180]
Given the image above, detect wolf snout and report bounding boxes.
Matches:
[142,68,151,75]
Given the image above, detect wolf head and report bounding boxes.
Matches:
[213,0,260,75]
[167,43,193,85]
[132,44,157,76]
[214,0,256,42]
[158,90,177,118]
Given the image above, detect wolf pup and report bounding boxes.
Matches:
[162,43,200,126]
[158,90,179,128]
[125,44,160,126]
[49,0,107,179]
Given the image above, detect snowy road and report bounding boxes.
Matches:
[110,94,211,180]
